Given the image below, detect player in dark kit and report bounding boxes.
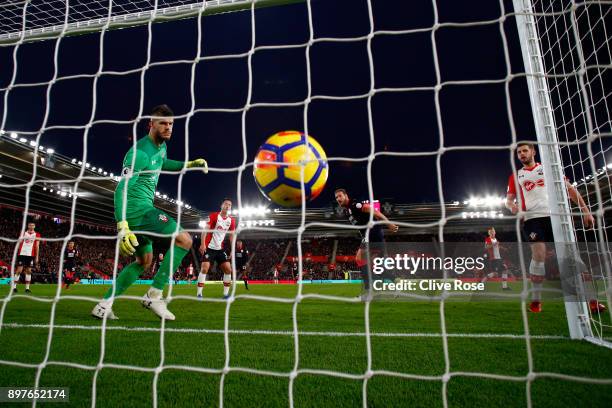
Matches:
[63,241,79,289]
[334,188,398,293]
[234,240,250,290]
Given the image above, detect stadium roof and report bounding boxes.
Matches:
[0,133,205,227]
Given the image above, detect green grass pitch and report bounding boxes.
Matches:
[0,283,611,407]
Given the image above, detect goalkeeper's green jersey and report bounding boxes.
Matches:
[114,134,184,222]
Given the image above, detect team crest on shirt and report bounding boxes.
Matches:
[121,167,131,176]
[159,214,168,223]
[529,232,537,241]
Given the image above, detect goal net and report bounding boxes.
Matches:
[514,0,612,344]
[0,0,611,407]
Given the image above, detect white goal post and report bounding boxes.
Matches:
[512,0,612,347]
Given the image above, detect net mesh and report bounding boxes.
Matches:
[0,0,611,407]
[530,0,612,340]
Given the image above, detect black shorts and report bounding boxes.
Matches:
[16,255,34,268]
[522,217,554,243]
[490,259,505,272]
[202,248,229,265]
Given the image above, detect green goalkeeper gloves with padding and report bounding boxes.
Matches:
[187,158,208,174]
[117,221,139,256]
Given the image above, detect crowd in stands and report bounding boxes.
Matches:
[0,205,539,283]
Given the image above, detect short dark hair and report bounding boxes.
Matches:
[334,188,348,195]
[151,104,174,118]
[222,198,232,204]
[517,142,535,150]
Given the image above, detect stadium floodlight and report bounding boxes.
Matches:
[71,158,77,163]
[18,137,27,143]
[155,191,161,197]
[46,148,54,154]
[49,189,53,193]
[91,166,97,171]
[103,171,108,176]
[0,130,4,135]
[78,161,83,165]
[198,220,207,228]
[109,172,114,177]
[607,163,612,170]
[162,194,167,199]
[29,140,36,147]
[85,163,90,168]
[10,132,17,139]
[98,168,103,174]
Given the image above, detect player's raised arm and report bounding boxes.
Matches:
[565,179,595,228]
[162,157,208,174]
[360,203,399,233]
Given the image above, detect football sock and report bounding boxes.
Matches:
[197,272,207,296]
[223,273,231,296]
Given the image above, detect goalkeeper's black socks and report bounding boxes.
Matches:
[243,277,249,290]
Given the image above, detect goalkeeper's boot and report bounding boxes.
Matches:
[12,287,17,294]
[142,293,176,321]
[589,300,607,314]
[529,301,542,313]
[91,302,119,320]
[25,288,31,294]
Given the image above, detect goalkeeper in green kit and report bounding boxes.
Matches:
[92,105,207,321]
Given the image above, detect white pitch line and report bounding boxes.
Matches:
[1,323,579,340]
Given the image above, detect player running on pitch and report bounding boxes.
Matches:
[62,240,79,290]
[92,104,208,321]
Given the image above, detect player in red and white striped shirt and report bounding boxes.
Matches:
[484,227,510,290]
[505,142,603,313]
[14,222,41,294]
[197,198,236,299]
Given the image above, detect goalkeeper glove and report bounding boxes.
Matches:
[117,221,139,256]
[187,158,208,174]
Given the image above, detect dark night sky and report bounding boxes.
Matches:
[0,0,549,211]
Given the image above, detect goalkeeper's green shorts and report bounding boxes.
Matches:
[127,207,182,258]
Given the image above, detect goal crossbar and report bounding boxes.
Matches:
[0,0,305,45]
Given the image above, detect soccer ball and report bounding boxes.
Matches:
[253,130,328,207]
